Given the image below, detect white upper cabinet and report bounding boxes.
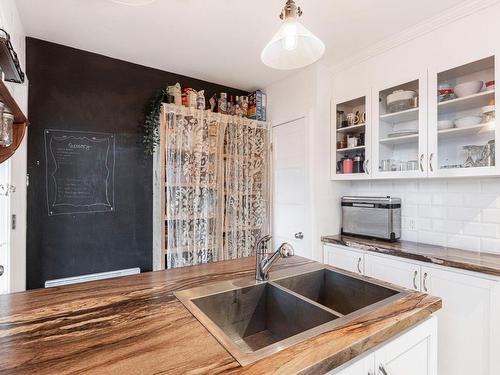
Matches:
[373,72,428,179]
[331,90,372,180]
[428,54,498,177]
[330,51,499,180]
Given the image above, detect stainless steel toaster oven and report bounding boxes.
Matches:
[341,196,401,242]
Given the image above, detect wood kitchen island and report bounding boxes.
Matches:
[0,256,441,374]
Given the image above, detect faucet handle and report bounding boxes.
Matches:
[278,243,294,257]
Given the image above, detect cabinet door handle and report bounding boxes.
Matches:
[365,159,370,175]
[429,153,434,172]
[412,270,418,290]
[419,154,425,172]
[357,257,362,274]
[379,365,388,375]
[294,232,304,239]
[423,272,428,292]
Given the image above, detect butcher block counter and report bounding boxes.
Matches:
[0,256,441,374]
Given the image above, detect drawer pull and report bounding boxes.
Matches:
[357,257,362,274]
[412,270,418,290]
[423,272,428,292]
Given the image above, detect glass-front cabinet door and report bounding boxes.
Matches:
[331,92,371,180]
[373,73,428,178]
[428,55,498,177]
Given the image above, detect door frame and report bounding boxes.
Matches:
[271,113,313,259]
[0,160,11,294]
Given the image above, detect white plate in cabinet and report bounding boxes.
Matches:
[421,265,499,375]
[324,245,364,275]
[365,253,420,291]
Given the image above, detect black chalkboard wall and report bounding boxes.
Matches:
[26,38,248,289]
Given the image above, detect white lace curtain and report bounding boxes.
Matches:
[163,104,269,268]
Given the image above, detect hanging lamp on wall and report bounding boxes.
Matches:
[261,0,325,70]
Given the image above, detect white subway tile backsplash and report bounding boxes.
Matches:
[481,179,500,193]
[431,219,463,234]
[462,194,499,208]
[418,205,446,219]
[480,238,500,255]
[371,181,393,193]
[432,193,462,206]
[401,229,418,242]
[418,180,447,193]
[417,218,433,231]
[418,231,446,246]
[463,222,499,238]
[405,193,432,205]
[347,177,500,254]
[446,207,481,222]
[447,234,481,252]
[482,209,500,224]
[402,204,418,217]
[447,180,481,193]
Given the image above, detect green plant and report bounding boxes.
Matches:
[143,89,167,155]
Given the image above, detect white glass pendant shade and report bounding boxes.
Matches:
[261,17,325,70]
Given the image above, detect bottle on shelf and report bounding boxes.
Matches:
[218,93,227,114]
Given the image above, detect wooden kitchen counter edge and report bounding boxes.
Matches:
[0,256,441,375]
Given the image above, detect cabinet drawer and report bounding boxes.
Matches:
[324,245,364,275]
[365,253,420,291]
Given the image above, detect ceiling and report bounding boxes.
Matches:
[16,0,470,91]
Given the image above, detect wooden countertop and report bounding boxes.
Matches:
[0,256,441,374]
[322,234,500,277]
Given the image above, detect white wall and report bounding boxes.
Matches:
[332,3,500,254]
[0,0,28,292]
[266,64,340,262]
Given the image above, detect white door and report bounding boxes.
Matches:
[372,71,428,179]
[375,316,437,375]
[325,245,364,275]
[272,117,309,258]
[365,253,421,291]
[422,265,496,375]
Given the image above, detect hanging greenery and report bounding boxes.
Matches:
[143,89,167,155]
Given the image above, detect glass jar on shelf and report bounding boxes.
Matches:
[0,110,14,148]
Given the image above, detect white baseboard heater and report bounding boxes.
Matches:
[45,268,141,288]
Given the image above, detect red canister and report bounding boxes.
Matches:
[343,157,353,174]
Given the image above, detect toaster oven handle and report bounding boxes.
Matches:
[352,203,375,208]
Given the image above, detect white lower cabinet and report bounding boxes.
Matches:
[331,317,437,375]
[325,245,364,275]
[323,244,500,375]
[365,253,420,291]
[421,265,498,375]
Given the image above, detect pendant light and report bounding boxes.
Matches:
[261,0,325,70]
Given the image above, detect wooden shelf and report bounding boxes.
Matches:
[438,121,495,139]
[380,107,419,123]
[336,145,365,153]
[438,90,494,115]
[0,79,28,164]
[336,123,366,133]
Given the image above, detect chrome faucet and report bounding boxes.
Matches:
[255,235,294,281]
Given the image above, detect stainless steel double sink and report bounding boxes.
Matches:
[175,264,408,366]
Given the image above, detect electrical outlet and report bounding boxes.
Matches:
[408,218,417,231]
